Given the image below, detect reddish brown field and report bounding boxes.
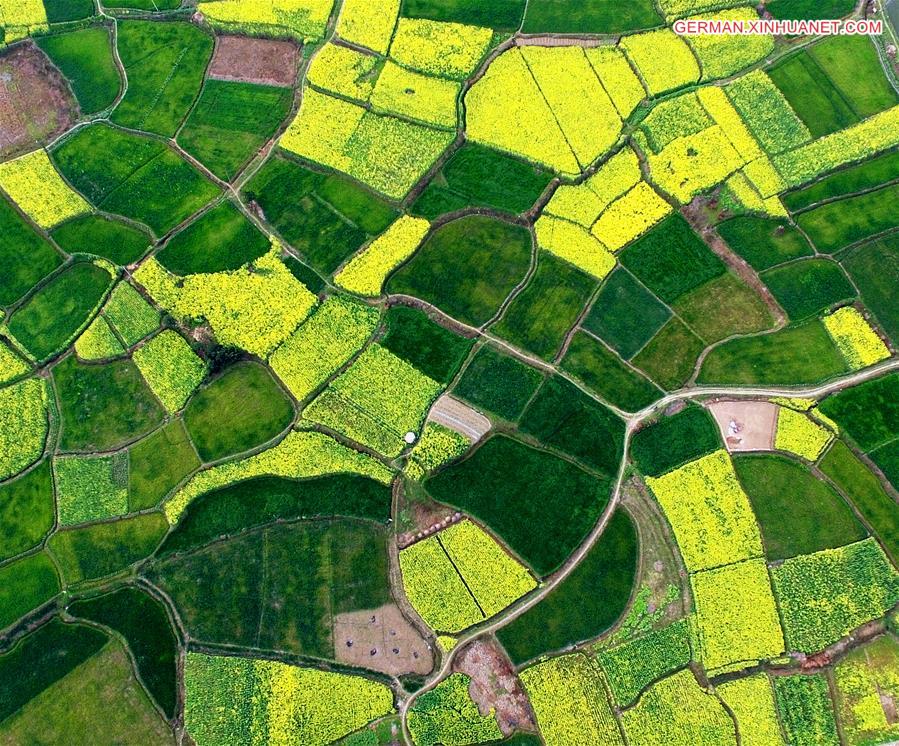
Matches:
[454,638,537,737]
[207,35,299,87]
[0,42,78,159]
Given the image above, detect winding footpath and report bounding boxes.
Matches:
[398,355,899,742]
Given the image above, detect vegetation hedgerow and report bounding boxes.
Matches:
[0,149,89,228]
[407,673,501,746]
[520,654,623,746]
[0,378,48,481]
[54,453,128,526]
[133,331,205,413]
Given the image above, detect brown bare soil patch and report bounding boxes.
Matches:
[428,394,492,441]
[454,638,537,737]
[333,603,433,676]
[707,400,778,452]
[0,42,78,160]
[396,502,460,549]
[207,35,299,88]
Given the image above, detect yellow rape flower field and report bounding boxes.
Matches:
[823,307,891,370]
[335,216,430,296]
[646,450,764,572]
[0,149,89,228]
[774,407,834,462]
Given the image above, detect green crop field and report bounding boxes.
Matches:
[2,5,898,742]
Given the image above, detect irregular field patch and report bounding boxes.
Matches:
[207,35,299,87]
[388,215,533,327]
[0,41,78,159]
[426,434,613,576]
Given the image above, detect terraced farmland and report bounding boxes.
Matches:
[0,1,898,744]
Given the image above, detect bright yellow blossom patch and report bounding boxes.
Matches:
[774,105,899,188]
[521,654,623,746]
[697,86,762,162]
[306,43,379,102]
[534,215,616,280]
[336,216,430,296]
[389,17,493,80]
[520,46,622,169]
[399,519,536,632]
[642,125,743,203]
[584,46,647,118]
[336,0,399,55]
[134,245,317,359]
[621,28,700,96]
[823,307,891,371]
[0,0,47,41]
[691,559,785,672]
[466,48,580,175]
[645,450,763,572]
[591,181,672,251]
[196,0,335,40]
[775,407,835,462]
[717,675,785,746]
[164,429,392,523]
[684,8,774,80]
[370,61,460,128]
[184,652,394,745]
[0,149,89,228]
